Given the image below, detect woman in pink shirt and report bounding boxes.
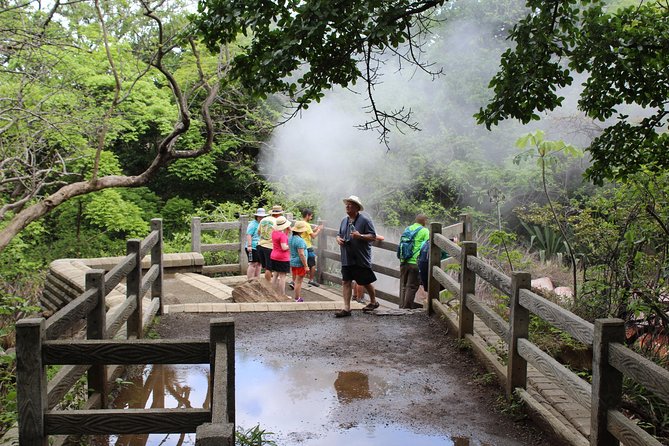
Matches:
[271,216,292,295]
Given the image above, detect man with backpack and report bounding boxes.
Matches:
[397,214,429,309]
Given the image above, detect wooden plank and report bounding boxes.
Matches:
[210,319,235,424]
[201,221,240,231]
[86,270,108,408]
[465,293,509,344]
[211,343,228,423]
[375,288,400,306]
[466,256,512,296]
[43,339,210,365]
[45,408,211,435]
[239,215,249,275]
[47,365,89,410]
[321,271,342,285]
[441,221,463,239]
[517,338,591,409]
[140,264,160,298]
[139,230,160,258]
[315,219,327,284]
[519,288,594,346]
[427,222,443,315]
[460,213,473,241]
[516,388,589,446]
[433,233,461,259]
[45,288,98,340]
[16,318,48,446]
[432,266,460,297]
[323,227,338,237]
[106,296,137,338]
[607,409,663,446]
[201,242,240,252]
[371,238,398,252]
[150,219,164,315]
[371,263,400,279]
[192,217,202,252]
[592,319,624,445]
[458,242,477,339]
[202,264,241,275]
[609,342,669,403]
[322,250,341,262]
[126,239,143,339]
[104,253,136,292]
[507,272,531,397]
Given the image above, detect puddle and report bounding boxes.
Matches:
[89,356,490,446]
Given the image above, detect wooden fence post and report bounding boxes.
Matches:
[210,318,235,425]
[16,318,48,446]
[86,270,108,408]
[591,318,624,446]
[427,222,442,316]
[127,239,143,339]
[507,271,531,397]
[316,219,326,284]
[460,213,473,242]
[458,241,477,339]
[239,215,249,275]
[151,218,164,315]
[191,217,202,253]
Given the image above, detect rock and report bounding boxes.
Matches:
[531,277,554,291]
[554,286,573,298]
[232,279,292,303]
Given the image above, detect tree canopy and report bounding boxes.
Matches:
[194,0,446,141]
[475,0,669,184]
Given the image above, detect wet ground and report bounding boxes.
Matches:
[97,310,555,446]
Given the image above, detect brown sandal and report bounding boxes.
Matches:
[362,302,380,312]
[334,309,352,318]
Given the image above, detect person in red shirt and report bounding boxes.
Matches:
[270,216,292,296]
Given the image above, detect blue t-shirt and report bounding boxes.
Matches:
[246,220,260,249]
[338,212,376,268]
[289,234,308,267]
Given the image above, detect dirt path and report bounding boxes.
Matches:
[157,311,559,445]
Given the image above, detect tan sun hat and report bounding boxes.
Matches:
[274,216,291,231]
[292,220,310,233]
[342,195,364,211]
[270,205,284,215]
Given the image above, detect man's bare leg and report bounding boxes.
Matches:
[342,280,353,311]
[363,283,376,304]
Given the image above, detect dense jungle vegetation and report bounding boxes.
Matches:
[1,0,668,442]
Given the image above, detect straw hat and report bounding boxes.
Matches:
[342,195,364,211]
[270,205,284,215]
[292,221,310,233]
[254,208,268,217]
[274,216,291,231]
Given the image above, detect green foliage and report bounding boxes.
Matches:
[162,198,195,237]
[195,0,445,108]
[476,0,669,185]
[519,221,566,258]
[235,424,277,446]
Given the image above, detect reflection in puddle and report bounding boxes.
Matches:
[90,356,484,446]
[334,371,372,403]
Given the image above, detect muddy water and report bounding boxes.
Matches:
[93,355,489,446]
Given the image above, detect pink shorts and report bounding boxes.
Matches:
[292,266,307,277]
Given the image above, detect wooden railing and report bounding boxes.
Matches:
[425,222,669,446]
[315,214,472,306]
[14,220,235,445]
[191,216,249,276]
[16,318,234,446]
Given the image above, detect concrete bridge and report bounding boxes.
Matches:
[6,216,668,446]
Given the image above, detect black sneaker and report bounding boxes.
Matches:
[308,280,320,287]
